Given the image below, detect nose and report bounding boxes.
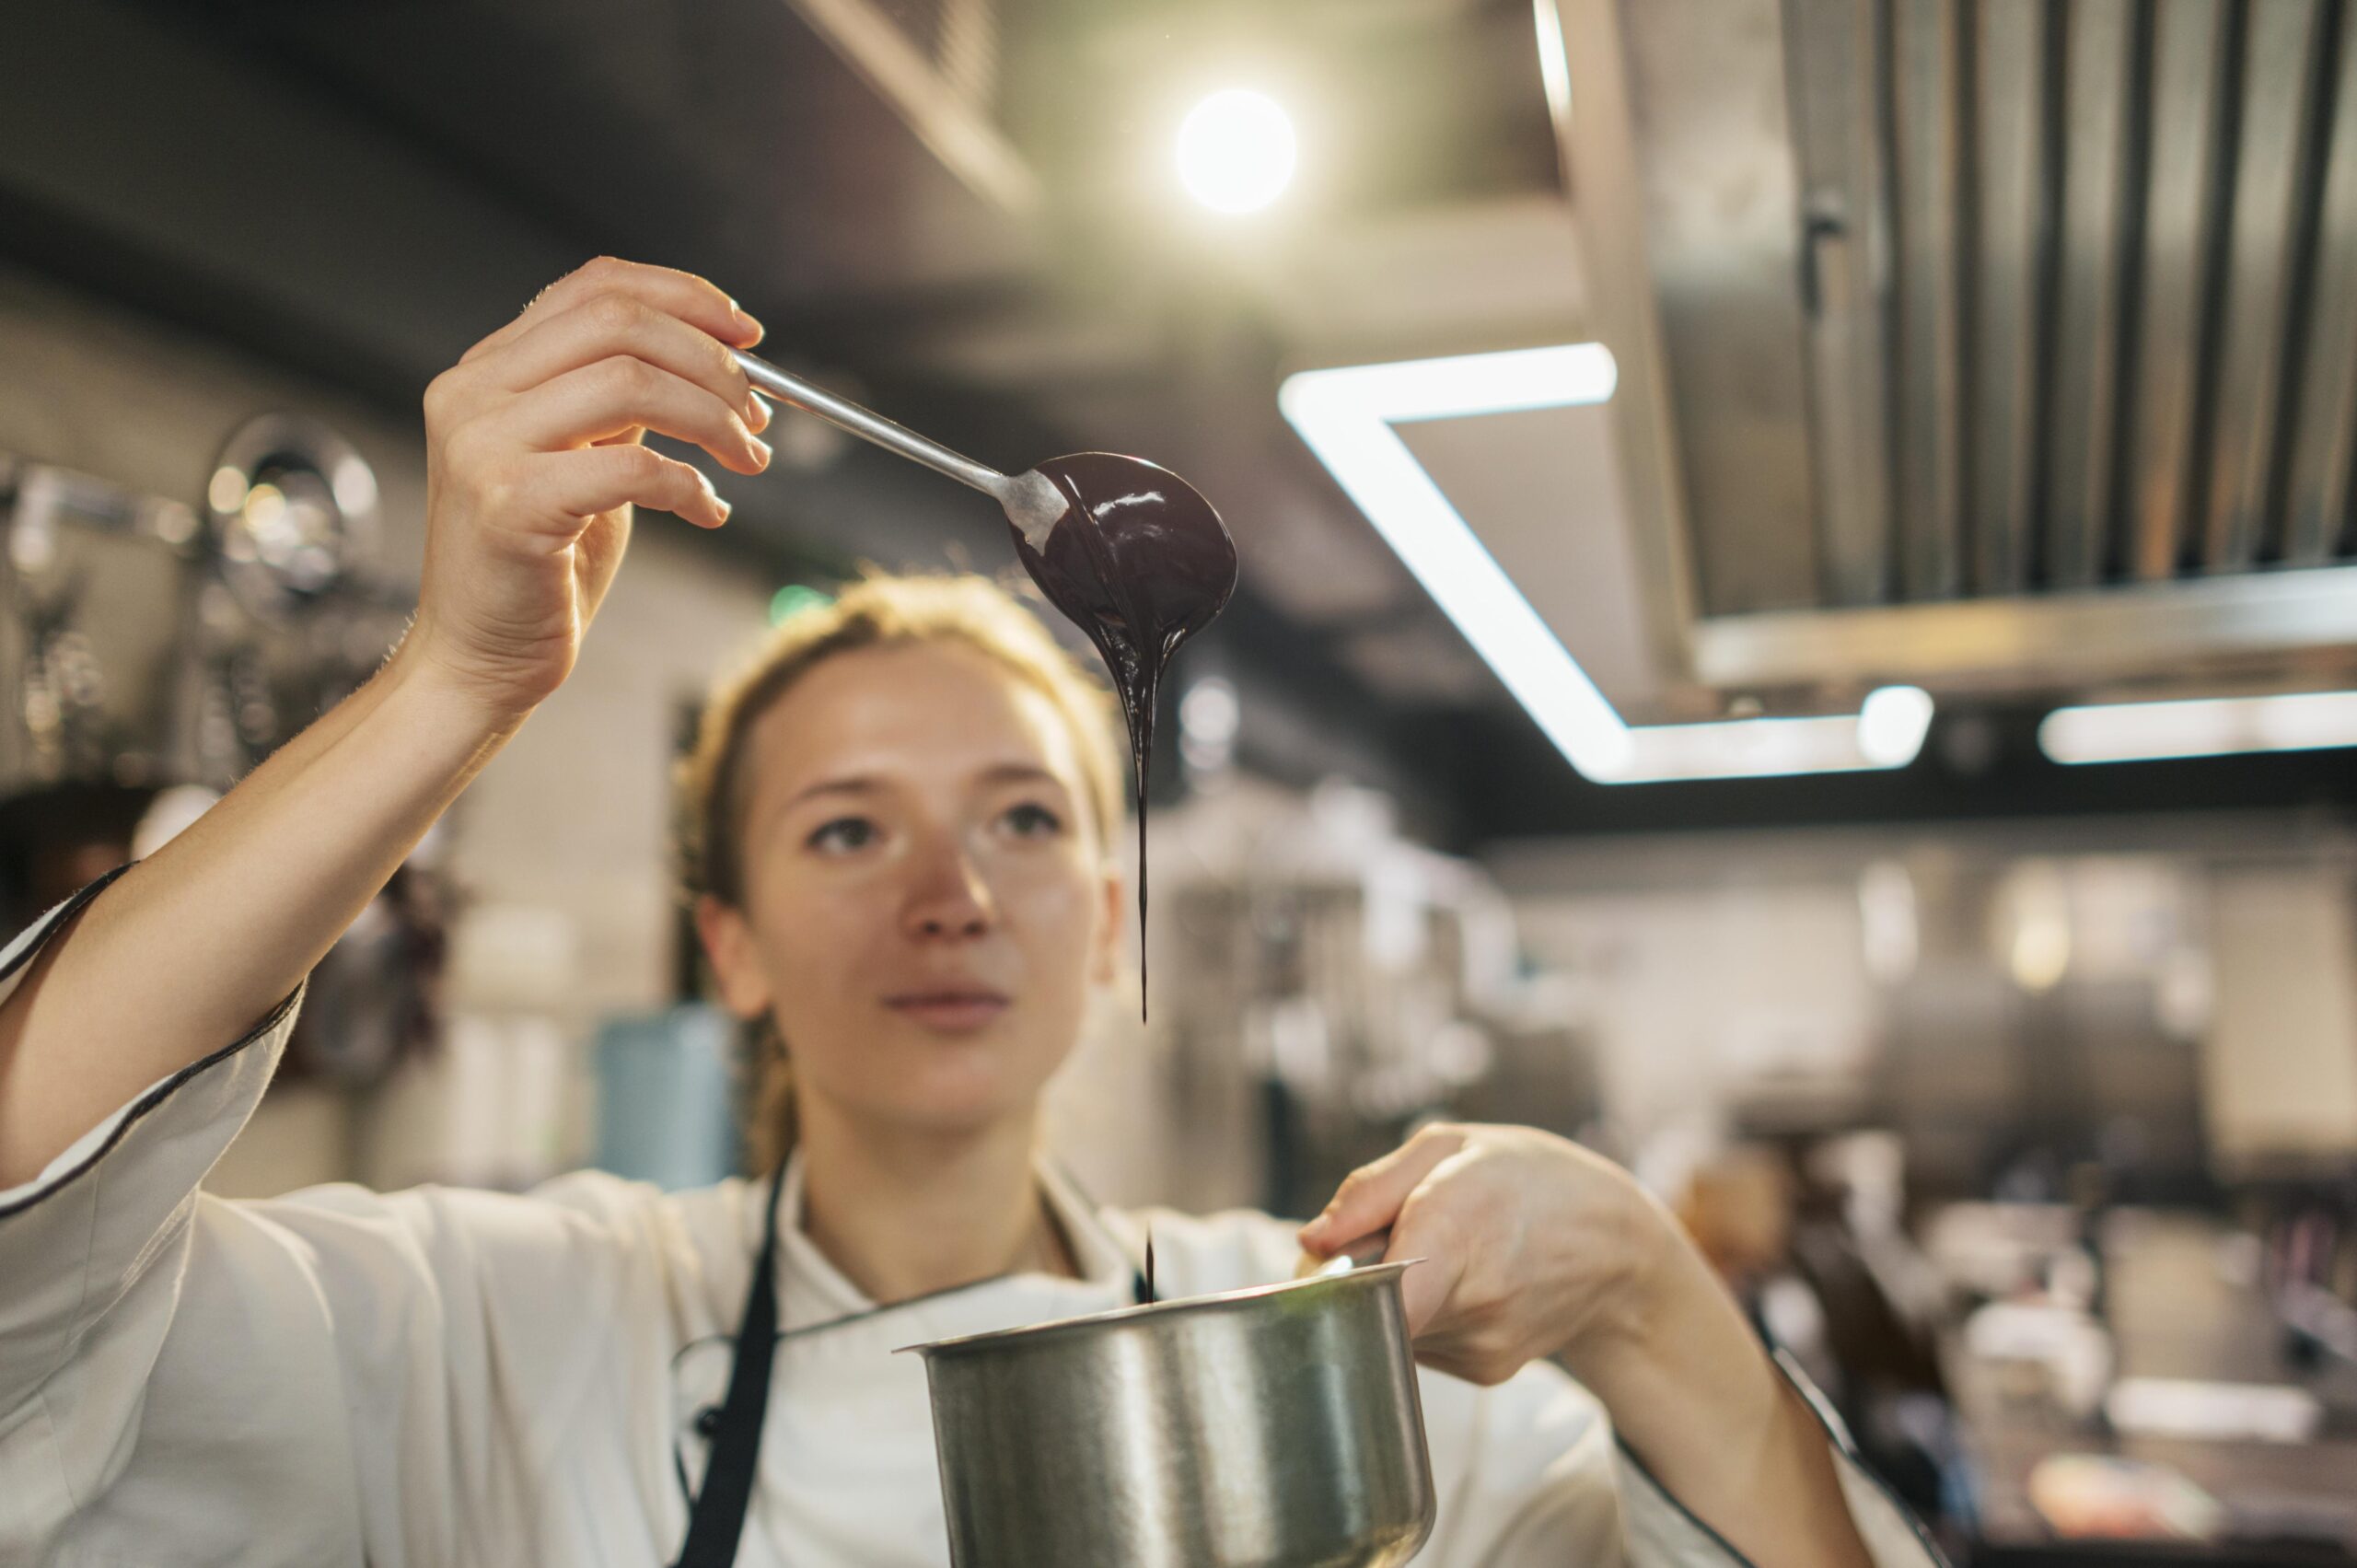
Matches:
[900,832,996,942]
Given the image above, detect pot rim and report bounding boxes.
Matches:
[897,1258,1422,1359]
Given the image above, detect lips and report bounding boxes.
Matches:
[884,987,1012,1032]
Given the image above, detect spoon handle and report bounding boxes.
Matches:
[733,350,1011,501]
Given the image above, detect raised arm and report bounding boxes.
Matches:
[0,257,773,1187]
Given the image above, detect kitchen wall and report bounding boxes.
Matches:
[0,261,430,547]
[1492,815,2357,1197]
[1512,877,1877,1165]
[2205,867,2357,1169]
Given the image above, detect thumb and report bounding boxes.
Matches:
[1299,1126,1466,1256]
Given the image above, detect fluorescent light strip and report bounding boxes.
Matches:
[1613,685,1935,784]
[1615,714,1887,783]
[1279,347,1933,784]
[1281,354,1633,779]
[1533,0,1573,119]
[2039,691,2357,764]
[1311,343,1620,424]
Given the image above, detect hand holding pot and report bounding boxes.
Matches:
[1296,1122,1678,1387]
[1297,1122,1875,1568]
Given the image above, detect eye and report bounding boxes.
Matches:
[1000,801,1064,839]
[806,816,880,854]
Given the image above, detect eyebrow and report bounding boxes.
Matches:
[978,763,1068,792]
[782,774,881,811]
[780,762,1068,812]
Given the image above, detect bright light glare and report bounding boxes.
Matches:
[2039,690,2357,764]
[1176,89,1297,214]
[1533,0,1573,117]
[1858,685,1935,767]
[2002,863,2073,993]
[331,454,379,518]
[1279,346,1936,784]
[1317,343,1619,424]
[1609,713,1909,784]
[207,465,248,516]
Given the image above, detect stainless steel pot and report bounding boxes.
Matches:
[904,1261,1434,1568]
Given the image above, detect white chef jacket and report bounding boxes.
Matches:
[0,876,1943,1567]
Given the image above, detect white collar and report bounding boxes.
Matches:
[767,1151,1138,1330]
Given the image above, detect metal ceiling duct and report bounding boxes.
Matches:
[1553,0,2357,699]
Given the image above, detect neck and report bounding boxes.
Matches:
[792,1098,1075,1304]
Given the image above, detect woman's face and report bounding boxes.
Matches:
[698,640,1120,1140]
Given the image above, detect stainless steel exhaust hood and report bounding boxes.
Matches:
[1550,0,2357,701]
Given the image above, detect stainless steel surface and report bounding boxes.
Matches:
[1784,0,1897,609]
[2125,0,2230,581]
[2043,0,2132,589]
[1576,0,2357,696]
[2203,0,2326,572]
[734,350,1003,495]
[1544,0,1702,674]
[1625,0,1819,614]
[732,350,1062,548]
[909,1262,1435,1568]
[1891,0,1967,600]
[2288,18,2357,567]
[1968,0,2048,595]
[1691,563,2357,691]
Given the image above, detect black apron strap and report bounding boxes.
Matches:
[673,1164,786,1568]
[669,1162,1146,1566]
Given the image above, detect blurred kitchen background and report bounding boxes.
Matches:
[7,0,2357,1560]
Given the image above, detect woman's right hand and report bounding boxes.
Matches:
[403,256,775,721]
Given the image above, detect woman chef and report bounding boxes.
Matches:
[0,259,1939,1568]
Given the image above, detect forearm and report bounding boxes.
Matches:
[0,256,770,1190]
[0,641,519,1185]
[1579,1245,1875,1568]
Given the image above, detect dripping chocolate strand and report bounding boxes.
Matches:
[1007,453,1236,1024]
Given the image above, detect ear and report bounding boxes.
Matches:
[1087,859,1125,989]
[694,894,776,1021]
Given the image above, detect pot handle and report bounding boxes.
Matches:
[1296,1227,1393,1280]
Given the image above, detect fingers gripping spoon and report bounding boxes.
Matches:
[732,351,1239,1019]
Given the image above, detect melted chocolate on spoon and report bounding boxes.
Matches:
[1008,452,1237,1021]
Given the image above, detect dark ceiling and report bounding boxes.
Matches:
[3,0,2351,844]
[2,0,1573,839]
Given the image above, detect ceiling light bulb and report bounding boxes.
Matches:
[1176,89,1297,214]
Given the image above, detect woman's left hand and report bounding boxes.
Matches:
[1300,1122,1878,1568]
[1296,1121,1671,1387]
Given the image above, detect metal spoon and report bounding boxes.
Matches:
[734,350,1070,550]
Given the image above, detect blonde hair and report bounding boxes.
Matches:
[676,571,1126,1171]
